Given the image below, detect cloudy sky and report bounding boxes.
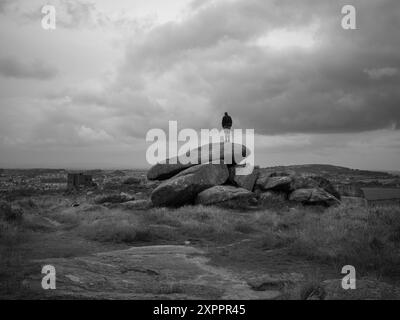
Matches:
[0,0,399,170]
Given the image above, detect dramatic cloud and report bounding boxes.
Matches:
[0,0,400,169]
[107,0,400,135]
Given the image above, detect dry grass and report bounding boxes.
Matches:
[41,198,400,277]
[2,194,400,279]
[288,204,400,276]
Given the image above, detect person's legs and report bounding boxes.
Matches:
[224,128,231,142]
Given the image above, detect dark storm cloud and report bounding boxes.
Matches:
[115,0,400,135]
[0,56,58,80]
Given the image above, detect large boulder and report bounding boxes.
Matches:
[147,142,250,181]
[256,170,340,200]
[151,164,229,207]
[290,175,341,200]
[228,166,259,191]
[256,175,293,192]
[289,188,340,206]
[195,185,256,208]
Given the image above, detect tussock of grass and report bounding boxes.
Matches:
[260,230,294,250]
[78,220,151,243]
[0,221,27,244]
[145,205,276,241]
[288,204,400,275]
[56,207,152,244]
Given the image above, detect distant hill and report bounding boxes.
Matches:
[264,164,395,178]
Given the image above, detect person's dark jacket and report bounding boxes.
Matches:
[222,115,232,129]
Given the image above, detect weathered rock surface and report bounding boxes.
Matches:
[256,170,293,184]
[147,163,193,181]
[257,191,288,208]
[255,170,341,208]
[256,176,293,192]
[23,245,285,300]
[148,161,341,208]
[306,279,400,300]
[195,186,255,207]
[147,142,250,181]
[247,273,305,292]
[290,175,341,200]
[151,164,229,207]
[229,166,259,191]
[289,188,340,206]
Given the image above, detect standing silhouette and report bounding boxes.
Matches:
[222,112,232,142]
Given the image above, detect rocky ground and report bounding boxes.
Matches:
[1,191,400,300]
[1,145,400,300]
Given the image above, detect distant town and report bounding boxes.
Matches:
[0,168,147,194]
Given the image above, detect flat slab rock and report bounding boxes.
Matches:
[147,142,250,181]
[22,245,284,300]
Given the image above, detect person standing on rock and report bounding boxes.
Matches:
[222,112,232,142]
